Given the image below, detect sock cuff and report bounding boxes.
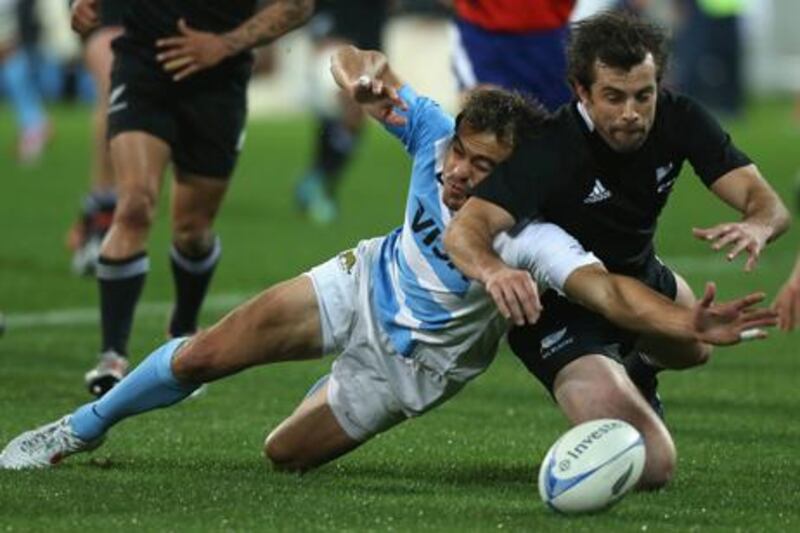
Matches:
[170,236,221,275]
[96,253,149,280]
[154,337,193,388]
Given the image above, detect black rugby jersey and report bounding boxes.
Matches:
[474,89,752,273]
[114,0,257,75]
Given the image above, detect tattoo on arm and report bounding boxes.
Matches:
[222,0,313,55]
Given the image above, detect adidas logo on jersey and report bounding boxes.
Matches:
[583,179,611,204]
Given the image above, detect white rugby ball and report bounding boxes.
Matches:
[538,418,646,514]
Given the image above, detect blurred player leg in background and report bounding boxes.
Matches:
[449,0,574,111]
[66,2,123,276]
[294,0,389,225]
[0,0,49,164]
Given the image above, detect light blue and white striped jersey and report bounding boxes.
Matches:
[371,85,599,362]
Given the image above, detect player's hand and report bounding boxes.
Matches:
[350,74,408,127]
[71,0,100,36]
[772,277,800,331]
[483,266,542,326]
[692,221,771,272]
[156,19,232,81]
[691,282,777,345]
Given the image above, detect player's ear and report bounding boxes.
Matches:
[574,82,590,105]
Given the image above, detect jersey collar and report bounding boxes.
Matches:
[576,101,595,131]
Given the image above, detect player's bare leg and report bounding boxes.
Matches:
[173,275,324,381]
[68,27,123,276]
[553,355,676,491]
[265,381,362,472]
[85,132,171,396]
[1,275,326,469]
[102,132,171,258]
[167,171,230,337]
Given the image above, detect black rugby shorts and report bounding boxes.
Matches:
[508,255,678,393]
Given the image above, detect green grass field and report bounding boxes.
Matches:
[1,99,798,531]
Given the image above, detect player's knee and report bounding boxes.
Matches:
[637,420,677,490]
[639,443,676,490]
[170,331,222,382]
[263,431,312,473]
[172,227,215,258]
[114,192,157,233]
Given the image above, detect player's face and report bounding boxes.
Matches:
[442,122,513,211]
[577,54,658,153]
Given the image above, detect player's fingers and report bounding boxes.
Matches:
[737,291,766,310]
[178,18,194,35]
[741,306,778,322]
[173,63,201,81]
[486,284,512,321]
[699,282,716,308]
[384,111,407,127]
[711,230,740,251]
[500,284,527,326]
[163,55,194,72]
[156,36,189,49]
[744,246,761,272]
[723,236,749,259]
[737,328,768,342]
[156,47,190,62]
[516,284,541,325]
[692,225,725,241]
[386,86,408,110]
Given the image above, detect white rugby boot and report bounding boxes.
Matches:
[0,416,104,470]
[85,350,129,397]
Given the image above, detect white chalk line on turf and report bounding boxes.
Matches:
[1,255,777,331]
[4,293,249,330]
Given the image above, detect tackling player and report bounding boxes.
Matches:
[0,47,777,486]
[444,12,790,488]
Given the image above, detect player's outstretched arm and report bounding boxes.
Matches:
[693,164,790,271]
[156,0,314,81]
[330,46,408,126]
[445,197,542,325]
[773,253,800,331]
[564,265,778,347]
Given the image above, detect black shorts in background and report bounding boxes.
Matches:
[106,45,249,179]
[310,0,388,50]
[508,254,678,394]
[100,0,126,27]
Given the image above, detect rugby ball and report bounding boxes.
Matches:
[538,419,645,514]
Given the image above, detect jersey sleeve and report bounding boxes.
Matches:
[677,94,752,187]
[471,136,558,222]
[493,221,601,295]
[383,84,455,156]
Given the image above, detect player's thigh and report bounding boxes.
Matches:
[264,380,361,472]
[169,171,230,239]
[173,274,324,381]
[553,354,676,488]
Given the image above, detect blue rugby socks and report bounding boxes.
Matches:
[70,338,200,441]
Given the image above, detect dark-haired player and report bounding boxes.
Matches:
[445,11,789,489]
[0,46,774,472]
[69,0,315,397]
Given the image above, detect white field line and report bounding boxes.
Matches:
[0,255,775,331]
[4,293,249,330]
